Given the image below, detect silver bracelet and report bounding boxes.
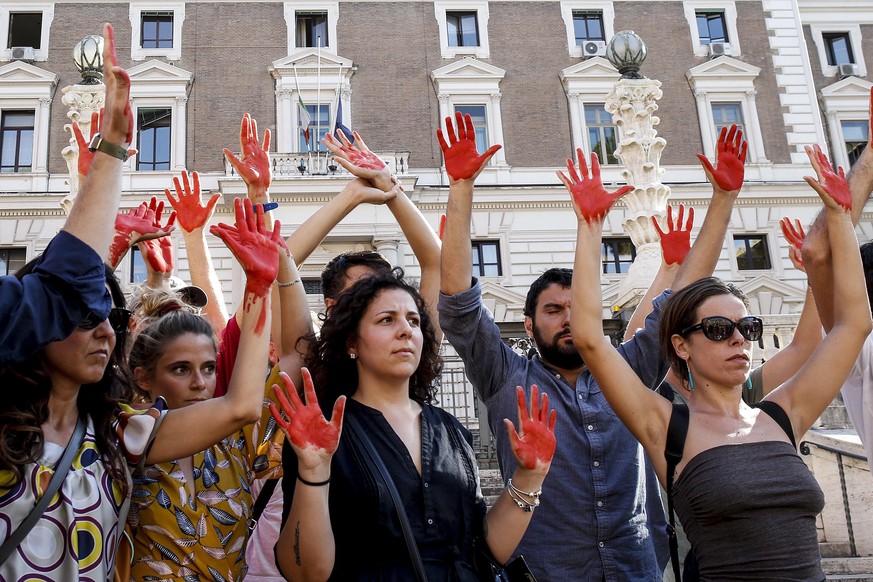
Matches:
[507,484,539,512]
[277,277,301,288]
[507,478,542,500]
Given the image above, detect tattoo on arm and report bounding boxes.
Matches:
[294,521,301,566]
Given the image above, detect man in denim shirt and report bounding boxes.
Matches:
[436,114,741,579]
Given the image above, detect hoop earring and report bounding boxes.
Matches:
[686,361,695,392]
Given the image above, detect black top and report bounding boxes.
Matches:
[280,399,486,581]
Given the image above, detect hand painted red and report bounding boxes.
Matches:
[438,214,447,241]
[138,196,177,273]
[71,108,138,178]
[436,112,502,182]
[780,217,806,271]
[100,24,134,147]
[165,170,220,232]
[503,385,557,472]
[803,144,852,211]
[653,204,694,265]
[557,149,633,224]
[696,124,748,193]
[322,130,395,192]
[223,113,271,200]
[269,368,345,454]
[108,202,175,268]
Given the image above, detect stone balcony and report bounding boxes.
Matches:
[223,150,410,179]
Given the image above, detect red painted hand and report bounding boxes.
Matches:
[804,145,851,211]
[71,109,138,178]
[558,149,634,224]
[165,170,220,233]
[436,112,502,182]
[269,368,345,458]
[653,204,694,265]
[696,124,748,194]
[504,386,557,472]
[438,214,447,241]
[108,202,175,268]
[780,217,806,271]
[99,24,134,147]
[223,113,271,201]
[138,196,177,273]
[322,130,395,192]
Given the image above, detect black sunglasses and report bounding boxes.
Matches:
[680,316,763,342]
[78,308,132,334]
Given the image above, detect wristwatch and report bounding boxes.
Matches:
[88,133,129,162]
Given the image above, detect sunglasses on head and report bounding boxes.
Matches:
[78,308,132,334]
[680,316,763,342]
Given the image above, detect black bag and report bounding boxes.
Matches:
[473,541,538,582]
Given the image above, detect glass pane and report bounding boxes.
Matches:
[842,120,868,165]
[460,13,479,46]
[17,130,33,167]
[7,248,25,274]
[5,112,34,128]
[481,244,498,263]
[1,134,17,167]
[8,12,42,49]
[300,104,329,152]
[828,35,852,65]
[130,247,148,283]
[0,253,7,275]
[708,15,727,43]
[482,264,499,277]
[454,105,488,153]
[712,102,745,135]
[696,14,710,42]
[447,14,460,47]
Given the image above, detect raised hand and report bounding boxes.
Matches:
[342,177,399,206]
[108,202,175,268]
[99,24,134,148]
[696,124,748,194]
[558,148,633,224]
[504,386,557,473]
[436,112,502,183]
[780,217,806,271]
[269,368,345,472]
[323,130,395,192]
[653,204,694,265]
[210,197,282,298]
[71,109,138,178]
[137,197,177,274]
[223,113,272,202]
[165,170,221,232]
[804,145,851,211]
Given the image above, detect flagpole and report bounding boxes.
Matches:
[292,64,310,155]
[316,35,322,172]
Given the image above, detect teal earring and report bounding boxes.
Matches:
[686,361,695,392]
[745,375,753,390]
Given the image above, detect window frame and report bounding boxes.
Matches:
[695,10,729,45]
[560,1,614,58]
[810,24,867,78]
[471,240,502,278]
[140,11,175,50]
[0,3,53,62]
[0,61,56,186]
[0,110,35,173]
[129,3,185,61]
[732,233,772,272]
[823,32,855,66]
[583,102,618,165]
[434,1,490,59]
[601,237,636,275]
[820,77,873,171]
[285,2,339,55]
[682,1,740,57]
[136,107,173,172]
[0,246,26,276]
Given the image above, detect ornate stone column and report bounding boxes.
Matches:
[60,83,105,213]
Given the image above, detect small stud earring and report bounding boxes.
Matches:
[349,352,356,359]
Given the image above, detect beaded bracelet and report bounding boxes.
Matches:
[278,277,301,288]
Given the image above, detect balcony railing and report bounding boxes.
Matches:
[224,151,410,179]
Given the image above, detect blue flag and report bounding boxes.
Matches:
[335,97,354,143]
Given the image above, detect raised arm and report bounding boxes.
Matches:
[134,197,177,288]
[564,150,672,475]
[272,369,346,582]
[767,148,873,437]
[672,124,747,291]
[165,170,228,332]
[623,204,691,341]
[146,198,281,463]
[438,112,502,295]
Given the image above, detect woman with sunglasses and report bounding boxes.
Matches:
[566,144,871,581]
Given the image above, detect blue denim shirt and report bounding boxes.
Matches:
[0,230,110,364]
[439,279,670,581]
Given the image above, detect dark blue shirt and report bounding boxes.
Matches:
[0,230,110,364]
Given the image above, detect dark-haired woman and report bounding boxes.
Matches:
[568,144,871,581]
[273,270,557,581]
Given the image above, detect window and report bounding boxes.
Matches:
[141,12,173,49]
[584,103,617,164]
[434,2,490,59]
[841,120,868,166]
[0,247,25,275]
[734,235,771,271]
[130,247,148,283]
[472,241,501,277]
[296,11,328,48]
[137,108,171,171]
[300,103,329,152]
[695,11,727,45]
[454,105,488,153]
[446,11,479,47]
[572,11,604,44]
[303,278,323,295]
[0,110,33,172]
[602,238,635,274]
[711,102,744,136]
[823,33,854,66]
[7,12,41,49]
[129,3,185,61]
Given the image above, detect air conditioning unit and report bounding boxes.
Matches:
[11,46,34,62]
[708,42,730,58]
[838,63,859,78]
[582,40,607,57]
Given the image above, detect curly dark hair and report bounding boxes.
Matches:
[306,268,442,406]
[0,261,133,494]
[659,277,750,386]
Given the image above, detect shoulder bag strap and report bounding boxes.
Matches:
[754,400,796,449]
[0,416,87,565]
[345,413,428,582]
[248,478,279,532]
[665,400,689,582]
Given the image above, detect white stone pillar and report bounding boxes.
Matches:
[276,89,293,153]
[374,239,400,268]
[173,96,188,170]
[605,77,670,308]
[567,91,584,153]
